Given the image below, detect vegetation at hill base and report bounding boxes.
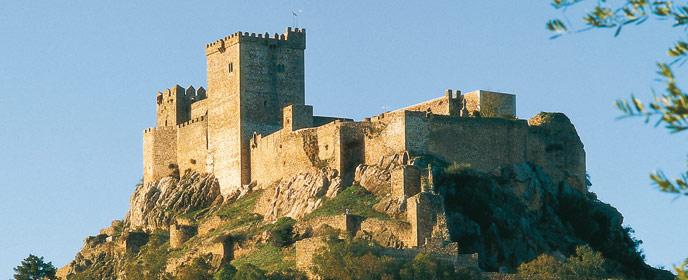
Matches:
[311,238,484,280]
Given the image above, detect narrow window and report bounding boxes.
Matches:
[228,63,234,73]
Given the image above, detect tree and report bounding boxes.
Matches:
[398,253,462,280]
[517,245,609,279]
[565,245,607,279]
[13,255,57,280]
[311,239,394,280]
[548,1,688,277]
[312,239,466,280]
[517,254,564,280]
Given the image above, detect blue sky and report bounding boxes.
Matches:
[1,1,686,277]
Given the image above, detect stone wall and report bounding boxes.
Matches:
[283,104,313,131]
[397,89,462,116]
[143,127,177,185]
[407,191,446,247]
[250,121,341,187]
[190,97,207,119]
[363,112,406,165]
[391,165,421,200]
[176,116,208,174]
[170,223,197,249]
[295,237,327,276]
[206,31,243,195]
[156,85,190,127]
[405,111,529,172]
[463,90,516,119]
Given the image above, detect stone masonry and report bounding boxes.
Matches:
[143,27,586,197]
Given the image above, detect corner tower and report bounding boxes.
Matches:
[205,27,306,194]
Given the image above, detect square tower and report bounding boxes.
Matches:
[156,85,192,127]
[205,28,306,194]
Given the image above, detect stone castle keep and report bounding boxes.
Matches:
[143,27,587,197]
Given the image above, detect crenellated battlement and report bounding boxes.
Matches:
[156,85,206,104]
[143,126,176,134]
[177,115,207,128]
[155,85,207,128]
[205,27,306,55]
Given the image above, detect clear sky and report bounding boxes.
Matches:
[1,1,686,277]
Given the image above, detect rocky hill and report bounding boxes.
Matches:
[57,155,673,280]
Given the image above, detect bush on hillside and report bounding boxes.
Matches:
[269,217,296,247]
[234,264,268,280]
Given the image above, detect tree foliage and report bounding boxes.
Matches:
[234,264,268,280]
[13,255,57,280]
[398,253,464,280]
[311,239,394,280]
[548,0,688,196]
[214,263,238,280]
[548,2,688,275]
[517,245,608,279]
[268,217,296,247]
[311,239,474,280]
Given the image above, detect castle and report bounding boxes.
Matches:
[143,27,586,198]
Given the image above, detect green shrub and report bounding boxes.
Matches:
[517,245,609,280]
[398,253,460,280]
[214,263,237,280]
[517,254,564,280]
[234,264,268,280]
[267,269,308,280]
[455,267,486,280]
[312,239,398,280]
[269,217,296,247]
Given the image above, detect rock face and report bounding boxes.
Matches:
[255,168,344,221]
[125,172,222,231]
[438,163,671,279]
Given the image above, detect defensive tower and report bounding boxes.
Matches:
[205,28,307,193]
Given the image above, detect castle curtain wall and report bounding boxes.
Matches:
[363,112,407,165]
[176,117,208,175]
[403,111,529,171]
[143,127,177,184]
[250,121,342,187]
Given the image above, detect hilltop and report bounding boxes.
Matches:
[57,27,672,279]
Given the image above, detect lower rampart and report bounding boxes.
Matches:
[143,127,177,184]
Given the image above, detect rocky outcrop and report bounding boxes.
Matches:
[256,168,344,221]
[438,162,672,279]
[125,172,222,231]
[354,154,406,218]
